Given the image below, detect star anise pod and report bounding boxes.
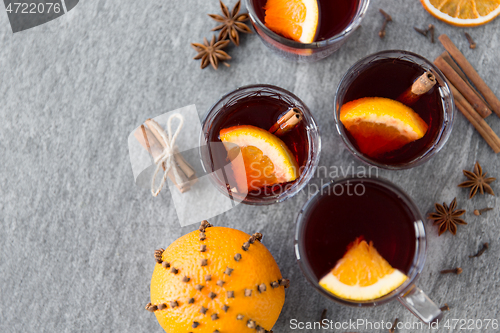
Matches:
[209,0,252,46]
[428,198,467,236]
[458,161,496,199]
[191,36,231,70]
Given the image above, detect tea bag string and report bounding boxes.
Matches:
[149,114,184,197]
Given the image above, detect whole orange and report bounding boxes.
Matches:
[146,221,288,333]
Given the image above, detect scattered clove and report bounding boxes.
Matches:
[171,267,179,274]
[201,259,208,266]
[440,267,463,275]
[192,321,199,328]
[258,283,267,292]
[188,298,195,304]
[205,274,212,281]
[162,261,170,269]
[440,303,450,311]
[428,24,435,43]
[474,207,493,216]
[182,276,190,283]
[242,242,250,251]
[195,285,204,291]
[236,314,244,320]
[200,244,207,252]
[217,280,225,287]
[170,301,179,308]
[270,281,279,288]
[224,267,234,276]
[389,318,399,333]
[222,304,229,312]
[200,306,208,314]
[414,27,428,37]
[465,32,476,49]
[469,243,489,258]
[378,9,392,38]
[320,309,327,322]
[227,291,235,298]
[200,232,206,241]
[234,253,242,261]
[211,313,219,320]
[157,303,167,310]
[208,292,217,299]
[245,289,252,297]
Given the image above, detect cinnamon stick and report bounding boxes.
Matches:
[397,71,436,105]
[270,108,303,136]
[269,108,300,134]
[440,52,491,112]
[434,56,492,118]
[449,83,500,154]
[274,113,303,136]
[439,34,500,117]
[135,123,191,193]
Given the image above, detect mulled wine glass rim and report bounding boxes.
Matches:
[244,0,370,49]
[333,50,455,170]
[295,176,427,307]
[199,84,321,205]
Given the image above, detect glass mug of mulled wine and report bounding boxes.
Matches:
[334,50,455,169]
[245,0,370,62]
[295,177,442,323]
[200,84,321,205]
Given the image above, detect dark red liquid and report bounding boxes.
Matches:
[253,0,359,41]
[342,58,445,165]
[207,93,309,198]
[300,179,417,281]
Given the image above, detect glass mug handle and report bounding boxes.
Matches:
[398,284,442,324]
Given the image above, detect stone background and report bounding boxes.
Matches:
[1,0,499,332]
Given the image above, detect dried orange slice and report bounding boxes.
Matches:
[340,97,429,158]
[264,0,319,43]
[220,125,299,192]
[421,0,500,26]
[319,238,408,301]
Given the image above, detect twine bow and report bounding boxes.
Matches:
[148,114,184,197]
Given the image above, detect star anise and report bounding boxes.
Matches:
[458,161,496,199]
[428,198,467,236]
[209,0,252,46]
[191,36,231,70]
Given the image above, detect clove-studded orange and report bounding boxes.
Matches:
[146,221,288,333]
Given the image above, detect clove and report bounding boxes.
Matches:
[234,253,242,261]
[428,24,435,43]
[224,267,234,276]
[236,314,244,320]
[200,258,208,266]
[440,303,450,311]
[414,27,428,37]
[378,9,392,38]
[440,267,463,275]
[247,320,256,329]
[258,283,267,292]
[227,291,235,298]
[474,207,493,216]
[217,280,225,287]
[188,298,195,304]
[245,289,252,297]
[469,243,489,258]
[170,267,179,274]
[208,292,217,299]
[389,318,399,333]
[200,244,207,252]
[205,274,212,281]
[222,304,229,312]
[465,32,476,49]
[211,313,219,321]
[200,306,207,314]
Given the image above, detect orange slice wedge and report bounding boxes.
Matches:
[220,125,299,192]
[421,0,500,26]
[340,97,429,158]
[319,238,408,301]
[264,0,319,43]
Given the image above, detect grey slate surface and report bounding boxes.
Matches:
[1,0,500,332]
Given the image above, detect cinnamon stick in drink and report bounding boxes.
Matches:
[270,108,303,136]
[439,34,500,117]
[397,71,437,105]
[434,56,492,118]
[269,108,300,133]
